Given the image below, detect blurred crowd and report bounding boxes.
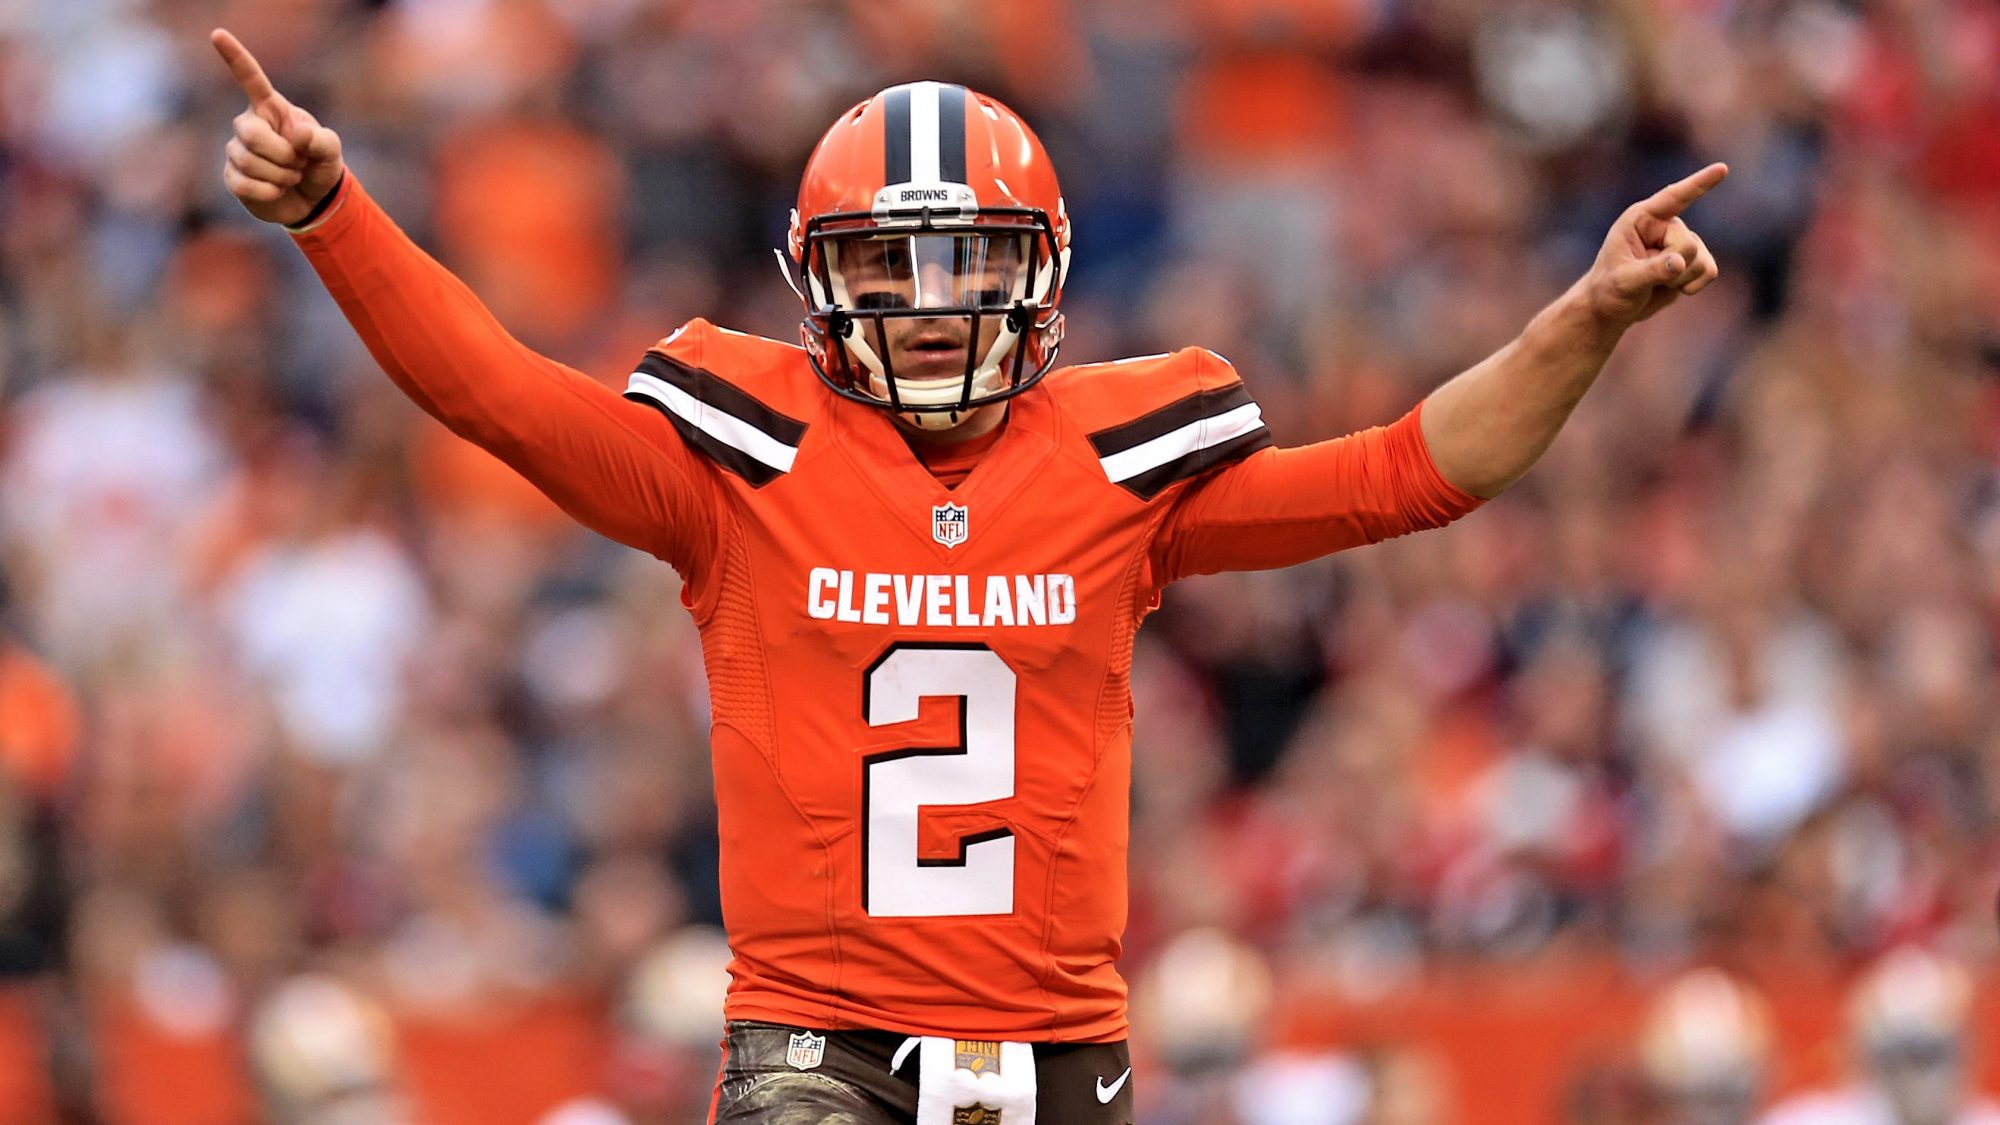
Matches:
[0,0,1997,1121]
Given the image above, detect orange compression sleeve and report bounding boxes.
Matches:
[1152,400,1483,582]
[289,175,715,574]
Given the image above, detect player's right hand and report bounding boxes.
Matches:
[211,28,345,226]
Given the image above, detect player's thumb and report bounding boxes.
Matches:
[303,124,340,165]
[1610,251,1685,296]
[281,107,316,159]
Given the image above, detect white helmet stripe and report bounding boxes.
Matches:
[909,81,941,183]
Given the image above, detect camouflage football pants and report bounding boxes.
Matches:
[709,1021,1135,1125]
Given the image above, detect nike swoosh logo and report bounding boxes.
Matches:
[1096,1067,1132,1103]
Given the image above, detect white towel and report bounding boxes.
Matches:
[895,1036,1037,1125]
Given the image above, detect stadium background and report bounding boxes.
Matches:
[0,0,1997,1121]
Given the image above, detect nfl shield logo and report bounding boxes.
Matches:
[932,502,969,549]
[786,1030,826,1071]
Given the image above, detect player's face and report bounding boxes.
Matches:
[836,234,1026,381]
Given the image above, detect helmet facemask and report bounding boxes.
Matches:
[799,206,1066,431]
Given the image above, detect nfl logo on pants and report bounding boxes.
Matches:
[932,502,968,548]
[786,1030,826,1071]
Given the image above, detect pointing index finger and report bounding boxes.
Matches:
[1638,162,1729,220]
[210,29,283,115]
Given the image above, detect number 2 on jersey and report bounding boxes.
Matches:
[862,644,1017,917]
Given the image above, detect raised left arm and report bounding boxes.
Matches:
[1420,163,1727,499]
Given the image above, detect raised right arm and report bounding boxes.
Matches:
[212,29,715,573]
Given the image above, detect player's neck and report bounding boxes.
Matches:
[898,405,1008,488]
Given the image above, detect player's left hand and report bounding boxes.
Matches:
[1583,163,1727,326]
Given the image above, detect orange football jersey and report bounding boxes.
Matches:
[293,177,1480,1042]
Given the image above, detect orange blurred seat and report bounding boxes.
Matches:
[92,994,257,1125]
[395,989,611,1125]
[0,985,55,1125]
[0,645,79,802]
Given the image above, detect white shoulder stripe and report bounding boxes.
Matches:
[1098,401,1265,483]
[627,370,799,473]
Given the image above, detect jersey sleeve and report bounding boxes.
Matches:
[288,175,718,577]
[1150,390,1483,583]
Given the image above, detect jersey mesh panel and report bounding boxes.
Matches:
[1097,552,1146,752]
[703,516,774,748]
[1031,531,1155,1016]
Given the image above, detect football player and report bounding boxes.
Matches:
[1759,948,2000,1125]
[213,28,1722,1125]
[1640,968,1774,1125]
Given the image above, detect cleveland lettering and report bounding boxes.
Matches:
[807,568,1076,627]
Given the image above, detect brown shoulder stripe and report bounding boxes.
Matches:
[624,352,809,488]
[1087,383,1273,500]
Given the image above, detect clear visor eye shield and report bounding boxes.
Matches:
[797,196,1063,418]
[836,233,1028,312]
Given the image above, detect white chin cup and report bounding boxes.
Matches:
[900,407,974,431]
[864,370,997,430]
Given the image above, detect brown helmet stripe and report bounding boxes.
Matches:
[882,85,912,185]
[937,84,967,184]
